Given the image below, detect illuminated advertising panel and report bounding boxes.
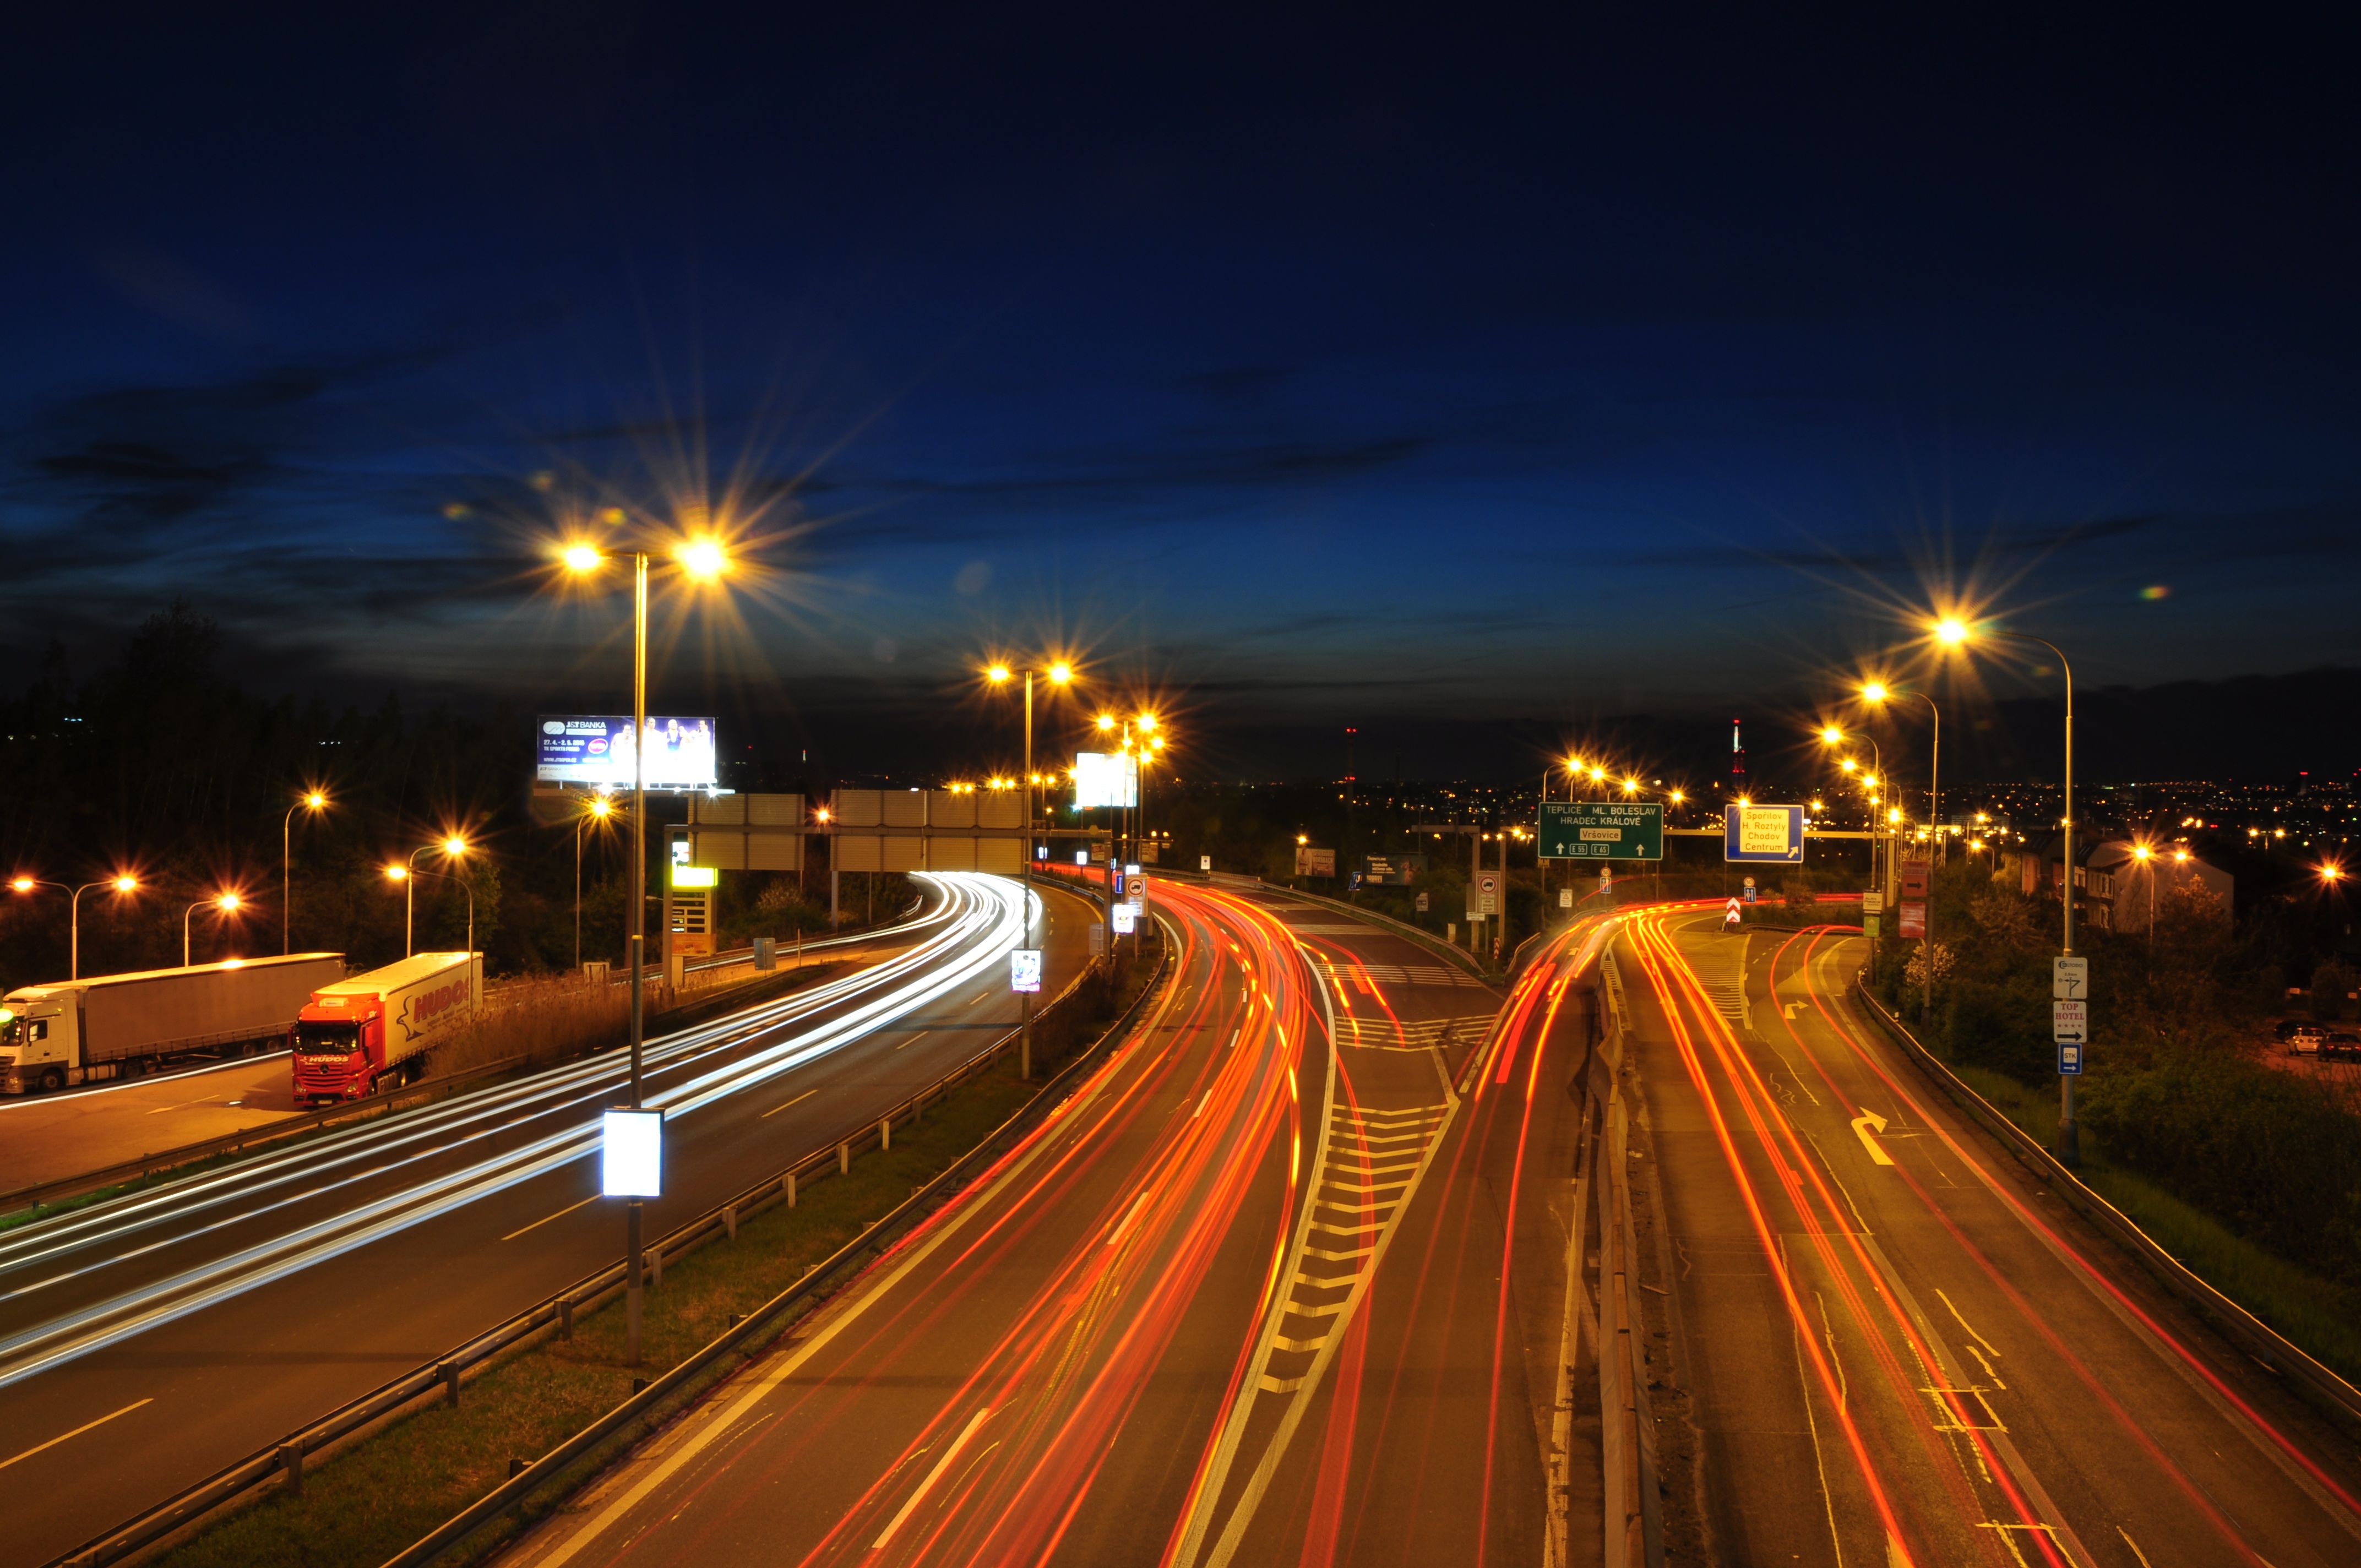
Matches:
[1071,751,1138,809]
[601,1108,663,1197]
[537,716,718,790]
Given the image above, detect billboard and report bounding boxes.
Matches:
[1539,802,1664,861]
[1295,846,1336,877]
[1071,751,1138,809]
[1361,853,1429,885]
[1723,803,1805,863]
[538,716,717,790]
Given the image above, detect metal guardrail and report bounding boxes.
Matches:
[1200,873,1499,984]
[1580,950,1666,1568]
[1854,980,2361,1431]
[0,1057,523,1219]
[43,911,1163,1568]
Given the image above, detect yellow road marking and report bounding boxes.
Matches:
[0,1399,153,1472]
[502,1193,599,1242]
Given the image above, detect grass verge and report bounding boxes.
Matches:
[1940,1058,2361,1385]
[150,1055,1041,1568]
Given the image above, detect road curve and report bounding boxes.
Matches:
[491,878,1530,1568]
[0,874,1090,1568]
[1622,906,2361,1568]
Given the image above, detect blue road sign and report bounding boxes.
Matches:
[1724,803,1805,863]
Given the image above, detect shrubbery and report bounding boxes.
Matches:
[1878,858,2361,1293]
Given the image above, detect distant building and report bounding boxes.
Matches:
[2084,840,2232,930]
[1996,834,2230,930]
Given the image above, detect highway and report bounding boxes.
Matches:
[0,924,933,1200]
[0,873,1092,1568]
[493,878,1546,1568]
[1619,907,2361,1568]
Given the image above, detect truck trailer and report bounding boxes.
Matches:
[291,952,481,1103]
[0,953,348,1095]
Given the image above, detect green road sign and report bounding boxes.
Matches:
[1538,801,1663,861]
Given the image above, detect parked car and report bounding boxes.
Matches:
[2319,1031,2361,1062]
[2275,1017,2316,1041]
[2286,1025,2326,1055]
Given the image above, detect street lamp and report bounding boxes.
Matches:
[1935,616,2081,1163]
[1861,681,1944,1021]
[390,838,470,957]
[1819,724,1885,899]
[284,790,329,954]
[184,892,243,968]
[577,793,617,972]
[561,532,732,1119]
[12,875,140,981]
[985,657,1078,1080]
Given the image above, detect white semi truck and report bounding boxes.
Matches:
[291,952,481,1103]
[0,953,347,1095]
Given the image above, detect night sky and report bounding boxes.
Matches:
[6,7,2357,780]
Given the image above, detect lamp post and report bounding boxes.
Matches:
[562,532,730,1368]
[986,660,1074,1080]
[390,838,470,957]
[1820,726,1884,895]
[1092,706,1165,949]
[1862,683,1943,1022]
[184,892,243,967]
[1937,618,2079,1163]
[576,793,616,972]
[283,791,328,955]
[11,875,139,981]
[2130,843,2156,944]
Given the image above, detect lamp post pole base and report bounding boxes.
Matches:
[625,1201,644,1366]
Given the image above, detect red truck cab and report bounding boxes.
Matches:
[290,952,479,1104]
[292,993,390,1102]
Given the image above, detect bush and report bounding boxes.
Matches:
[427,976,628,1077]
[2081,1050,2361,1291]
[1942,976,2053,1085]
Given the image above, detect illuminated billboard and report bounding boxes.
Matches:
[1071,751,1138,809]
[601,1108,663,1197]
[537,716,717,790]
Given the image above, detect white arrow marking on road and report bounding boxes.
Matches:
[1852,1108,1896,1166]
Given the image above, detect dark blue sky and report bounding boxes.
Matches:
[5,5,2357,777]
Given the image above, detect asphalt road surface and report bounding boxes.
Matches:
[0,928,918,1198]
[1620,906,2361,1568]
[0,874,1090,1568]
[493,877,1569,1568]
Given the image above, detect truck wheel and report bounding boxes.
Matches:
[37,1068,64,1093]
